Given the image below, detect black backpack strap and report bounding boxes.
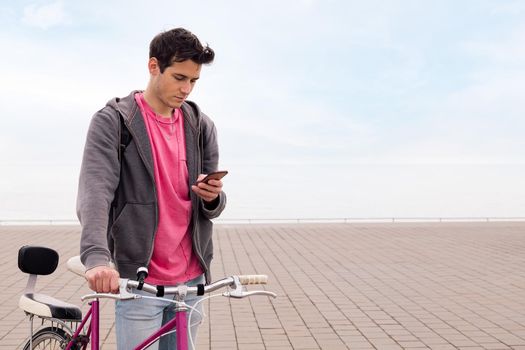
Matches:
[112,114,131,211]
[118,114,132,161]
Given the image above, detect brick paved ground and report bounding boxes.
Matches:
[1,222,524,349]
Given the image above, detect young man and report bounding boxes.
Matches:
[77,28,226,349]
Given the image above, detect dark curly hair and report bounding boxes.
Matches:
[149,28,215,73]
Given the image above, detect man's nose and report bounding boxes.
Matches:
[181,81,192,94]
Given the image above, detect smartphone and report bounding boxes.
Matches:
[196,170,228,184]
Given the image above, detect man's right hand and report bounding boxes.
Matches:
[85,265,120,293]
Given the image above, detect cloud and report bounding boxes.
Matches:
[490,0,525,15]
[463,25,525,65]
[21,1,70,29]
[380,68,525,165]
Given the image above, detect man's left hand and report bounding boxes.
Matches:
[191,174,223,202]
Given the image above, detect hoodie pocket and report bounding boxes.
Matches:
[111,203,155,264]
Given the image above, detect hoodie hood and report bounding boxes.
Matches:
[106,90,201,131]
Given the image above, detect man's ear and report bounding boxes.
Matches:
[148,57,160,75]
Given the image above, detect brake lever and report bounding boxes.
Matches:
[223,290,277,299]
[81,279,140,302]
[119,278,140,300]
[81,293,134,301]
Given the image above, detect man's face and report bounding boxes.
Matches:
[150,59,202,109]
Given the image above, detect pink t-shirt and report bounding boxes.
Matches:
[134,93,203,285]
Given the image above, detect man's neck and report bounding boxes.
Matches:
[143,89,173,118]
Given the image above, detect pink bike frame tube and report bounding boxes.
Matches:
[91,300,99,350]
[133,308,188,350]
[65,300,98,350]
[176,309,188,350]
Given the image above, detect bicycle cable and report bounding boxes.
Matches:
[136,295,206,349]
[188,293,224,350]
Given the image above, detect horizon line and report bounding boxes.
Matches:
[1,216,525,226]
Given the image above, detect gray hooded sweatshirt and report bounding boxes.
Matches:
[77,91,226,283]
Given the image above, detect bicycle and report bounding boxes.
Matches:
[18,245,276,349]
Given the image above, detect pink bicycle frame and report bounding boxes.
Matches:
[64,300,189,350]
[135,306,188,350]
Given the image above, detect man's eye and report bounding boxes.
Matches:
[174,76,184,81]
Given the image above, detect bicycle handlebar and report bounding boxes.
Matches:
[81,275,276,302]
[66,256,276,302]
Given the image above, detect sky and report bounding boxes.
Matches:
[0,0,524,221]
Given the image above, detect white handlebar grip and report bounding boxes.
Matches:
[238,275,268,285]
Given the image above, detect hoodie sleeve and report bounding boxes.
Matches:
[200,114,227,219]
[77,107,121,270]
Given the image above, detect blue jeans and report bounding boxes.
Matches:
[115,274,205,350]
